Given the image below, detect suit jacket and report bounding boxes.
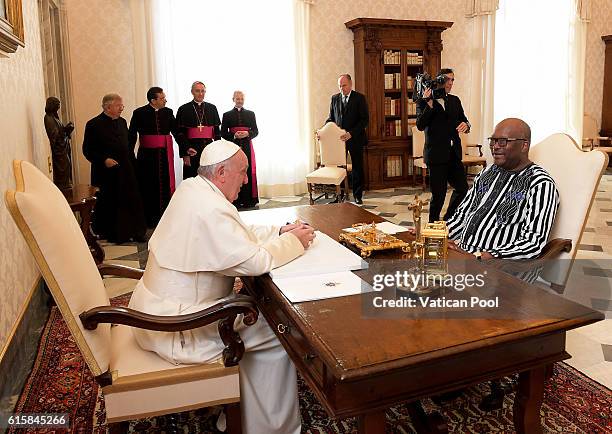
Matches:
[416,94,469,165]
[326,91,368,148]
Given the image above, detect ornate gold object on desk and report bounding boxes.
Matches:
[407,194,429,244]
[421,221,449,274]
[339,222,411,258]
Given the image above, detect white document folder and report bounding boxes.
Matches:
[269,231,367,279]
[273,271,373,303]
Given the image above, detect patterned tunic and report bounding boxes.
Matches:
[446,163,559,259]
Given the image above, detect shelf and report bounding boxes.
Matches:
[384,63,401,66]
[384,88,402,93]
[385,115,401,119]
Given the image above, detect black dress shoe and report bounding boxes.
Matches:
[355,198,363,205]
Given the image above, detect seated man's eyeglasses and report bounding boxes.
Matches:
[488,137,528,148]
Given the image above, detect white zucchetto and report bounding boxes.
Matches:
[199,139,240,166]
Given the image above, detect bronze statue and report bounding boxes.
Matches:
[44,97,74,190]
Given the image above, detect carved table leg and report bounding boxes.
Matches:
[357,409,385,434]
[513,366,546,434]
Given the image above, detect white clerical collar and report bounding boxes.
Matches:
[235,107,242,111]
[149,104,159,111]
[193,100,203,106]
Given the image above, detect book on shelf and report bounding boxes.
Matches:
[383,49,400,65]
[384,97,401,116]
[386,155,403,177]
[384,72,402,89]
[406,52,423,65]
[386,120,402,137]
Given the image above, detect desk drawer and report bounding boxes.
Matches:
[258,285,326,386]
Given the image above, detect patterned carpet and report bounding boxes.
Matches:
[9,293,612,433]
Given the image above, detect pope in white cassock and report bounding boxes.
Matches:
[129,139,316,434]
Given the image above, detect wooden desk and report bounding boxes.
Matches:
[241,203,603,434]
[62,185,105,264]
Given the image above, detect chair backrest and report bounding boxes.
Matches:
[411,126,425,158]
[530,134,608,286]
[5,160,111,377]
[317,122,347,167]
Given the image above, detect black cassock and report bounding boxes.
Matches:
[128,105,177,227]
[221,107,259,208]
[83,113,146,243]
[175,101,220,178]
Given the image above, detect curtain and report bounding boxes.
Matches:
[130,0,313,196]
[464,0,499,17]
[465,8,497,165]
[493,0,586,144]
[568,0,589,143]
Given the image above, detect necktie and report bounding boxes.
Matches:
[343,95,348,108]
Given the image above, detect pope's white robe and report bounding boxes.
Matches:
[129,175,304,434]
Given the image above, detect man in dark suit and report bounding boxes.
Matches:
[325,73,369,204]
[416,68,470,222]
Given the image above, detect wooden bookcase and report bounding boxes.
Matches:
[345,18,453,190]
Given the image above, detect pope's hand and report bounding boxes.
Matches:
[280,223,300,234]
[289,225,316,249]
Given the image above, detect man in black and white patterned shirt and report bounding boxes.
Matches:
[446,118,559,261]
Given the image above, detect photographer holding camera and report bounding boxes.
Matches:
[416,68,470,223]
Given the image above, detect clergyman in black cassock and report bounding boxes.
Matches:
[175,81,221,179]
[221,91,259,208]
[83,93,146,244]
[128,87,177,227]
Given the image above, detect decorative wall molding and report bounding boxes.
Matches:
[0,0,25,56]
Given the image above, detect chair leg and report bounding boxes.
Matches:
[226,402,242,434]
[307,183,314,205]
[344,176,350,202]
[335,184,341,202]
[422,168,426,191]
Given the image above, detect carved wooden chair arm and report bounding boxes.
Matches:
[98,263,144,279]
[539,238,572,259]
[481,238,572,273]
[80,295,259,367]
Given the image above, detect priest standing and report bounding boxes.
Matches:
[129,139,315,434]
[221,90,259,208]
[83,93,146,244]
[175,81,221,178]
[128,87,177,227]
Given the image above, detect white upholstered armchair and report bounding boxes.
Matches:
[306,122,350,204]
[5,160,258,433]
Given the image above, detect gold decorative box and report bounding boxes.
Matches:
[339,222,411,258]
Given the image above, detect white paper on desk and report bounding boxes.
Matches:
[273,271,373,303]
[269,231,367,279]
[342,221,409,235]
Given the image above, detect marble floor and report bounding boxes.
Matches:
[103,172,612,390]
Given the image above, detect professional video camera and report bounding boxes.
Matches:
[413,73,448,101]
